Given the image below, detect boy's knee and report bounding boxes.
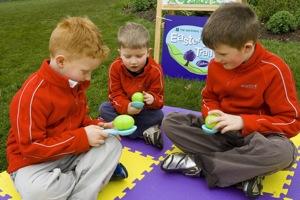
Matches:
[108,136,122,151]
[99,102,111,113]
[162,112,179,129]
[17,178,73,200]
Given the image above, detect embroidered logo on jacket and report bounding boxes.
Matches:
[240,84,257,89]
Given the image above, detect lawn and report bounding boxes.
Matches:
[0,0,299,171]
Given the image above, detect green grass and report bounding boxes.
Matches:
[0,0,299,171]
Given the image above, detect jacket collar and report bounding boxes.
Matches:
[38,59,90,89]
[233,42,266,73]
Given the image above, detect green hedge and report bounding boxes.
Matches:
[255,0,300,22]
[266,11,297,34]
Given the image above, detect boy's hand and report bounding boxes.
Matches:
[143,91,154,105]
[208,110,244,134]
[128,103,142,115]
[98,121,113,129]
[84,125,108,147]
[97,121,121,140]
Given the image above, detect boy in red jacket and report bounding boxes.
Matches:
[160,3,300,199]
[99,22,164,149]
[6,17,127,200]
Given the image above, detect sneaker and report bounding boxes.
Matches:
[161,152,201,177]
[143,125,163,149]
[110,163,128,181]
[242,176,263,199]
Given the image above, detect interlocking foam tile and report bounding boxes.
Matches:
[290,134,300,148]
[0,171,21,200]
[118,107,300,200]
[0,147,157,200]
[1,106,300,200]
[120,161,282,200]
[98,147,158,200]
[262,170,294,198]
[284,159,300,199]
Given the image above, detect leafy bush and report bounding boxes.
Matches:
[294,9,300,28]
[256,0,300,22]
[266,11,297,34]
[129,0,156,12]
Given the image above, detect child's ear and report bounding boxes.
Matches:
[244,41,255,53]
[55,55,65,68]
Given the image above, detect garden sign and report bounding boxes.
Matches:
[154,0,245,80]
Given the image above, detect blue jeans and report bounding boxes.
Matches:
[99,102,164,139]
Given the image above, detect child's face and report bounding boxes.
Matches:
[119,47,149,73]
[59,56,101,82]
[213,43,254,70]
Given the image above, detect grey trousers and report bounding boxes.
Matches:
[162,112,297,187]
[12,136,122,200]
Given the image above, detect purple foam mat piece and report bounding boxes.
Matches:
[121,164,279,200]
[120,105,298,200]
[121,106,200,159]
[285,156,300,199]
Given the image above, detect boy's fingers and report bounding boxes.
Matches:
[208,110,223,116]
[97,122,105,127]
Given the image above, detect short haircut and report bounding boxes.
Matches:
[118,22,150,49]
[49,16,109,60]
[202,2,259,50]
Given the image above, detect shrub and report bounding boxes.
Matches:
[256,0,300,22]
[294,9,300,28]
[129,0,156,12]
[266,11,297,34]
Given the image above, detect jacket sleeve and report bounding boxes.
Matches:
[10,92,90,163]
[240,62,300,138]
[201,63,221,118]
[145,64,164,109]
[108,61,130,114]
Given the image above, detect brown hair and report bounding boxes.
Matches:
[49,16,109,60]
[202,3,259,50]
[118,22,150,49]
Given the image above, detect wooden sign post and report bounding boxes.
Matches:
[154,0,246,62]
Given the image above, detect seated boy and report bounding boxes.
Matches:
[99,22,164,149]
[6,16,127,200]
[160,3,300,199]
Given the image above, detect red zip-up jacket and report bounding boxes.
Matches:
[201,43,300,138]
[108,57,164,114]
[6,60,100,173]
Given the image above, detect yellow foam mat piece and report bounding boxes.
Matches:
[1,134,300,200]
[98,147,158,200]
[262,170,294,198]
[162,141,299,199]
[261,134,300,199]
[0,147,158,200]
[0,171,21,200]
[291,134,300,148]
